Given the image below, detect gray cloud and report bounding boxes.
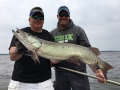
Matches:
[0,0,120,53]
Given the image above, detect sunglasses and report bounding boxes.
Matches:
[31,15,44,20]
[59,13,69,17]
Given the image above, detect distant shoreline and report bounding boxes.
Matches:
[100,51,120,52]
[0,51,120,55]
[0,54,9,55]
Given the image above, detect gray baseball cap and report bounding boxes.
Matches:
[29,9,44,17]
[57,6,70,15]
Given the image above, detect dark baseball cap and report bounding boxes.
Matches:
[57,6,70,15]
[29,8,44,17]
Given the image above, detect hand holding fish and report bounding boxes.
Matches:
[67,58,107,84]
[95,69,107,84]
[66,59,80,65]
[9,37,28,61]
[14,37,27,54]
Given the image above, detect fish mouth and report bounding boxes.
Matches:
[12,28,33,40]
[12,28,41,50]
[12,29,30,46]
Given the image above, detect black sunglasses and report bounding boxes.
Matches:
[59,13,69,17]
[31,15,44,20]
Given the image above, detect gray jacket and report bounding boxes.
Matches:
[50,19,91,71]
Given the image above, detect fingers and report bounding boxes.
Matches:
[95,69,107,84]
[67,59,80,65]
[71,59,80,65]
[66,59,72,63]
[67,56,80,65]
[97,76,106,84]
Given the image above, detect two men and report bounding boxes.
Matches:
[8,6,106,90]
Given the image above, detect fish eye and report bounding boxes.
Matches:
[27,34,30,36]
[16,31,19,33]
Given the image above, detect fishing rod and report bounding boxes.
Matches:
[59,66,120,86]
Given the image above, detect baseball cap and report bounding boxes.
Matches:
[57,6,70,15]
[29,8,44,17]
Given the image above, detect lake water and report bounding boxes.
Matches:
[0,52,120,90]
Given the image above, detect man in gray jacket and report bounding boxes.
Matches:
[50,6,106,90]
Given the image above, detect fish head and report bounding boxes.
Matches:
[12,28,41,51]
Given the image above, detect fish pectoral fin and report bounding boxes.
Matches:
[69,56,80,65]
[30,50,40,64]
[89,47,100,56]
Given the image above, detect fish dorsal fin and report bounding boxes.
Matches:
[89,47,101,56]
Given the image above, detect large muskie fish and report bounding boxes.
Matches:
[12,28,113,75]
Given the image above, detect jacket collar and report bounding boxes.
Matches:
[57,19,74,32]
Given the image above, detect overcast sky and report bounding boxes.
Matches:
[0,0,120,54]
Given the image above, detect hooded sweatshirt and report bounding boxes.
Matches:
[50,19,91,71]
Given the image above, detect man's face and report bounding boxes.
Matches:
[29,12,44,29]
[57,10,70,27]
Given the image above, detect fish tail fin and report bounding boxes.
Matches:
[102,62,113,78]
[88,62,113,79]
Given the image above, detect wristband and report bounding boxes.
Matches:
[96,64,101,70]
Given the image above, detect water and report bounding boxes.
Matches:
[0,52,120,90]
